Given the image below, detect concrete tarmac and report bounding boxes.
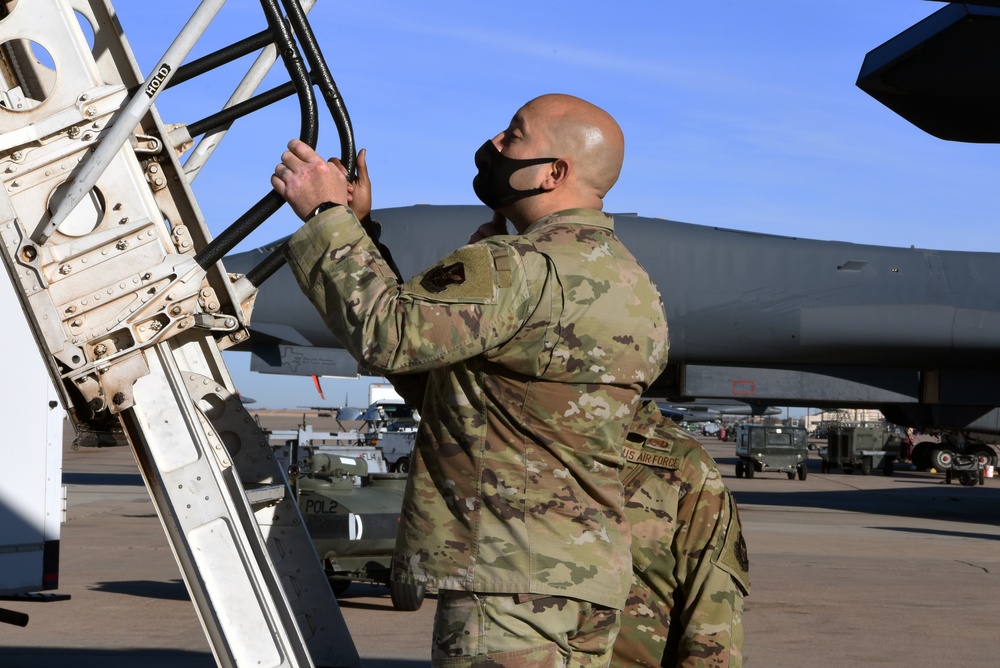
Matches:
[2,417,999,667]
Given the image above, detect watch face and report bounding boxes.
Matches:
[312,202,337,218]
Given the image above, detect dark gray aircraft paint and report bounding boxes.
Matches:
[226,204,1000,441]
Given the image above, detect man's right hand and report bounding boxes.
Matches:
[468,211,509,243]
[347,148,372,222]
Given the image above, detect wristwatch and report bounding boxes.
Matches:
[309,201,342,220]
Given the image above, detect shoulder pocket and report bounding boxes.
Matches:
[623,464,678,573]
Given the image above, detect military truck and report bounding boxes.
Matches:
[294,453,425,611]
[734,424,809,480]
[357,402,418,473]
[820,426,900,475]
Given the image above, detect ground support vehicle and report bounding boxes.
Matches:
[294,454,425,611]
[268,417,414,474]
[910,439,998,472]
[734,425,809,480]
[268,425,390,477]
[354,402,418,473]
[821,426,900,475]
[366,427,416,473]
[938,451,987,487]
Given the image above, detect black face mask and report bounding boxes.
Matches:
[472,140,557,210]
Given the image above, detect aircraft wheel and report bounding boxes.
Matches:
[971,447,997,468]
[931,449,954,471]
[798,465,808,481]
[735,461,745,478]
[910,443,931,471]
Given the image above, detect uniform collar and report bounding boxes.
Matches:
[522,208,614,235]
[628,401,664,441]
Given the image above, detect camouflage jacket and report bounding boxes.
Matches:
[285,206,669,608]
[612,401,750,667]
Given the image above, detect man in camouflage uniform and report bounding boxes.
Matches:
[273,94,669,666]
[612,401,750,668]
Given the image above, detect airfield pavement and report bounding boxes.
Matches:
[2,410,1000,667]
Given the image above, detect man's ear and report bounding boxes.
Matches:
[541,158,570,190]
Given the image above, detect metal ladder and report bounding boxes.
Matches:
[0,1,360,665]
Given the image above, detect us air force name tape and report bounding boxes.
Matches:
[622,445,681,470]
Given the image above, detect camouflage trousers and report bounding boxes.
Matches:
[432,590,620,667]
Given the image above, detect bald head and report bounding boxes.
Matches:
[523,94,625,198]
[482,94,626,229]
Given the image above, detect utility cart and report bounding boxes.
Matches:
[937,451,987,487]
[735,425,809,480]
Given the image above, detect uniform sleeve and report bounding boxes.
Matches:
[669,465,750,668]
[284,206,537,375]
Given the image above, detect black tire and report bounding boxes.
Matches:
[745,461,755,479]
[861,458,872,476]
[329,578,350,597]
[389,578,425,611]
[821,460,830,474]
[931,449,954,471]
[786,471,795,480]
[394,456,411,474]
[798,464,807,481]
[980,468,986,486]
[735,460,745,478]
[910,443,932,471]
[842,466,853,475]
[959,472,977,487]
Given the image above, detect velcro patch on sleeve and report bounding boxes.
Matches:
[714,495,751,595]
[407,244,498,303]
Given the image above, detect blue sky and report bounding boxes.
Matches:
[117,2,997,408]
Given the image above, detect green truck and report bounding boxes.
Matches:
[734,425,809,480]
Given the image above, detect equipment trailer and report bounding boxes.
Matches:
[0,1,362,665]
[821,426,900,475]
